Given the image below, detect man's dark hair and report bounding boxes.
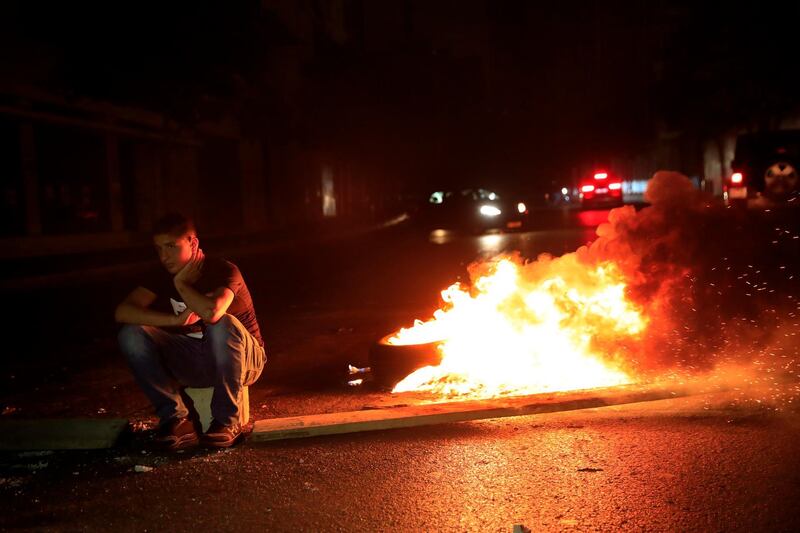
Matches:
[151,213,197,237]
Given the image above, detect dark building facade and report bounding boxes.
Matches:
[0,90,269,259]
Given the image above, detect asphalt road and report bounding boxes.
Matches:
[2,206,800,532]
[3,393,800,532]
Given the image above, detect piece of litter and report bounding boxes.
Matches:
[130,420,153,432]
[348,379,364,386]
[134,465,153,473]
[17,451,53,458]
[348,365,371,375]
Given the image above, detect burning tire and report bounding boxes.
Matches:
[368,334,442,390]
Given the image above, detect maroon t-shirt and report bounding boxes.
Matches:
[141,257,263,346]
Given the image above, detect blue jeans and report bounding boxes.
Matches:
[118,314,266,427]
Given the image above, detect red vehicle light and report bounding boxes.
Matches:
[593,172,608,180]
[731,172,744,185]
[608,182,622,190]
[581,184,595,193]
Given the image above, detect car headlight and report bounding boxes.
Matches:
[517,202,527,214]
[479,205,502,217]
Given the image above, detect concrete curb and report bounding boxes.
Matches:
[251,382,706,443]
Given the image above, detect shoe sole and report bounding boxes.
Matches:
[201,432,244,448]
[157,432,200,451]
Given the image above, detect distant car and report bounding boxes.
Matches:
[545,185,576,206]
[727,130,800,206]
[579,171,624,209]
[423,188,529,233]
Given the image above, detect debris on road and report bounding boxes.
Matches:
[347,364,372,387]
[134,465,153,473]
[348,364,371,375]
[21,461,48,471]
[130,420,155,432]
[16,451,52,458]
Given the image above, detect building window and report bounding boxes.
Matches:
[0,118,24,236]
[36,125,109,234]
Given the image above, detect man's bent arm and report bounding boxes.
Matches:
[174,281,234,324]
[115,287,177,327]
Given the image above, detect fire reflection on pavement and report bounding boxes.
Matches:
[428,230,513,255]
[577,209,613,228]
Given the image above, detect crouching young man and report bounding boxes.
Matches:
[115,213,266,450]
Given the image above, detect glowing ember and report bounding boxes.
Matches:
[389,256,646,399]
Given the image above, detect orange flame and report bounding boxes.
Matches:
[389,255,646,399]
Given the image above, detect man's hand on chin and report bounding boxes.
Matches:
[174,247,205,287]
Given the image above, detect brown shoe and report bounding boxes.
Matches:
[154,417,199,451]
[201,420,244,448]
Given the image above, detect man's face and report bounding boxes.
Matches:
[153,232,196,274]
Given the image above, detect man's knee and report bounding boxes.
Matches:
[206,314,248,367]
[118,324,154,362]
[205,314,239,345]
